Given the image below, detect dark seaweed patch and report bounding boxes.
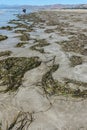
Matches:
[42,64,87,98]
[0,51,12,57]
[0,35,8,41]
[0,57,41,92]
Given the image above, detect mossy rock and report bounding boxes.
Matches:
[0,51,12,57]
[0,57,41,92]
[0,35,8,41]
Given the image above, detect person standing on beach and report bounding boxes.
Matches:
[22,8,26,14]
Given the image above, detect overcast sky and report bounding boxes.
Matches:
[0,0,87,5]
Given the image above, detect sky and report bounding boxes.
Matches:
[0,0,87,5]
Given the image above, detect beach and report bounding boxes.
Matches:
[0,9,87,130]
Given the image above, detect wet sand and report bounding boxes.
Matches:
[0,9,87,130]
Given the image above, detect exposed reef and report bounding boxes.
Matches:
[15,42,28,47]
[42,64,87,98]
[70,55,83,67]
[0,57,41,92]
[0,51,12,57]
[0,35,8,41]
[30,39,50,53]
[0,26,13,31]
[18,33,30,41]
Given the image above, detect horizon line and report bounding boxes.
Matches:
[0,3,87,6]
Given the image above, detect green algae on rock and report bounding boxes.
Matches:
[30,44,45,53]
[42,64,59,96]
[0,35,8,41]
[0,26,13,31]
[0,51,12,57]
[0,57,41,92]
[42,64,87,98]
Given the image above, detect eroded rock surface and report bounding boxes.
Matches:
[0,10,87,130]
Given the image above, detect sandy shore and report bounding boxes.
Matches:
[0,10,87,130]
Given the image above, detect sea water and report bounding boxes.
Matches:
[0,8,32,50]
[0,8,32,27]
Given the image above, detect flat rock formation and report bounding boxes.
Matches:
[0,10,87,130]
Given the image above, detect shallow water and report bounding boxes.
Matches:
[0,9,18,27]
[0,8,32,27]
[0,8,32,49]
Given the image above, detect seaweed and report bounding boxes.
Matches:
[0,26,13,31]
[15,42,28,47]
[0,35,8,41]
[81,48,87,56]
[0,57,41,92]
[42,64,87,98]
[6,111,34,130]
[42,64,59,96]
[44,29,55,33]
[0,51,12,57]
[19,33,30,41]
[30,39,50,53]
[64,78,87,88]
[60,34,87,54]
[14,29,27,34]
[70,55,83,67]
